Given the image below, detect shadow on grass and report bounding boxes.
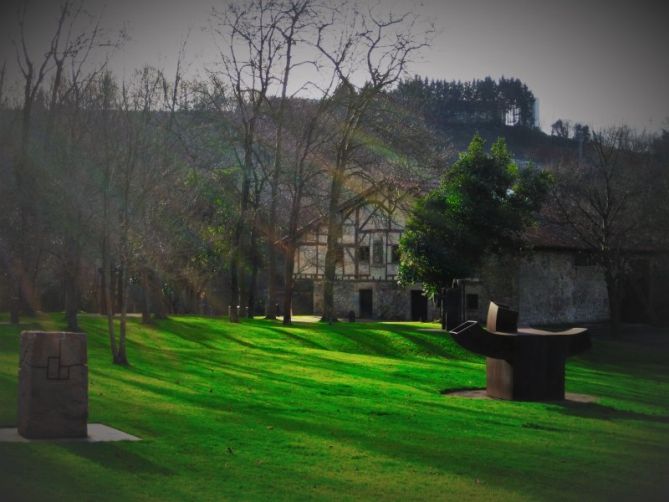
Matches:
[0,372,17,424]
[555,400,669,424]
[270,328,328,350]
[59,442,174,475]
[439,385,669,425]
[386,325,479,361]
[270,319,478,361]
[130,317,474,364]
[104,316,482,368]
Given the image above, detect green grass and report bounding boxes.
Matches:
[1,315,668,501]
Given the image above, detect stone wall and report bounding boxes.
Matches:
[312,280,438,321]
[307,249,667,325]
[519,251,609,324]
[484,250,609,325]
[478,255,521,319]
[649,254,669,326]
[571,260,610,323]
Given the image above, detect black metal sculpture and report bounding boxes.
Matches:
[450,302,590,401]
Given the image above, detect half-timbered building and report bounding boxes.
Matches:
[289,184,437,320]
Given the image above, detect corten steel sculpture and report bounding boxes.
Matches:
[18,331,88,438]
[450,302,590,401]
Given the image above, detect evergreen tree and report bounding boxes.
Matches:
[398,135,551,297]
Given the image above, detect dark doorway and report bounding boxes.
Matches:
[621,259,650,323]
[292,280,314,315]
[445,287,463,330]
[359,289,373,318]
[411,290,428,321]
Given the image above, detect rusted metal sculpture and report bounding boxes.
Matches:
[450,302,590,401]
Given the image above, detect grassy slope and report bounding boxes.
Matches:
[0,315,668,501]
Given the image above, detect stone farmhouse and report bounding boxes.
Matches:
[287,183,669,326]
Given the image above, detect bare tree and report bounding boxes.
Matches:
[7,1,118,327]
[315,3,431,321]
[549,127,655,335]
[264,0,315,319]
[280,97,333,324]
[209,0,286,321]
[8,2,65,322]
[93,71,123,360]
[108,65,180,364]
[49,5,112,332]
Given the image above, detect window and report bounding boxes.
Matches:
[358,246,370,262]
[391,244,400,264]
[466,294,479,310]
[335,245,344,265]
[372,239,383,265]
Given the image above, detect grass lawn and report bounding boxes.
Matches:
[1,314,668,501]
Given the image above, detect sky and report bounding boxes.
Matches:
[1,0,668,133]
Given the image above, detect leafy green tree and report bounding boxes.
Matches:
[398,135,551,304]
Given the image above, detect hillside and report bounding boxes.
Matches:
[438,123,575,164]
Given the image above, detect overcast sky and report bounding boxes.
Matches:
[1,0,668,133]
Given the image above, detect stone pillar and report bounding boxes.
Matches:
[228,305,240,322]
[18,331,88,439]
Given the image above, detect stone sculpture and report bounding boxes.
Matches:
[18,331,88,438]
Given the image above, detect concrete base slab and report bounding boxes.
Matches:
[0,423,140,443]
[441,388,597,403]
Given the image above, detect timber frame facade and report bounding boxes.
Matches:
[294,185,409,281]
[288,183,437,320]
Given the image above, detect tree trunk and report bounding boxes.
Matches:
[98,267,105,315]
[64,279,79,332]
[266,179,280,319]
[5,260,22,324]
[605,274,622,337]
[151,274,168,320]
[63,237,80,332]
[100,79,118,362]
[229,254,240,321]
[102,235,117,360]
[239,268,248,318]
[115,265,123,314]
[141,266,152,323]
[10,81,34,324]
[247,198,263,319]
[19,71,43,318]
[282,242,296,325]
[115,192,130,365]
[322,166,345,322]
[229,132,253,322]
[440,288,446,331]
[320,93,365,322]
[9,292,20,325]
[248,264,258,319]
[283,177,305,325]
[115,262,129,365]
[266,29,294,320]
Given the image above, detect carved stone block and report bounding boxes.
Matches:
[18,331,88,439]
